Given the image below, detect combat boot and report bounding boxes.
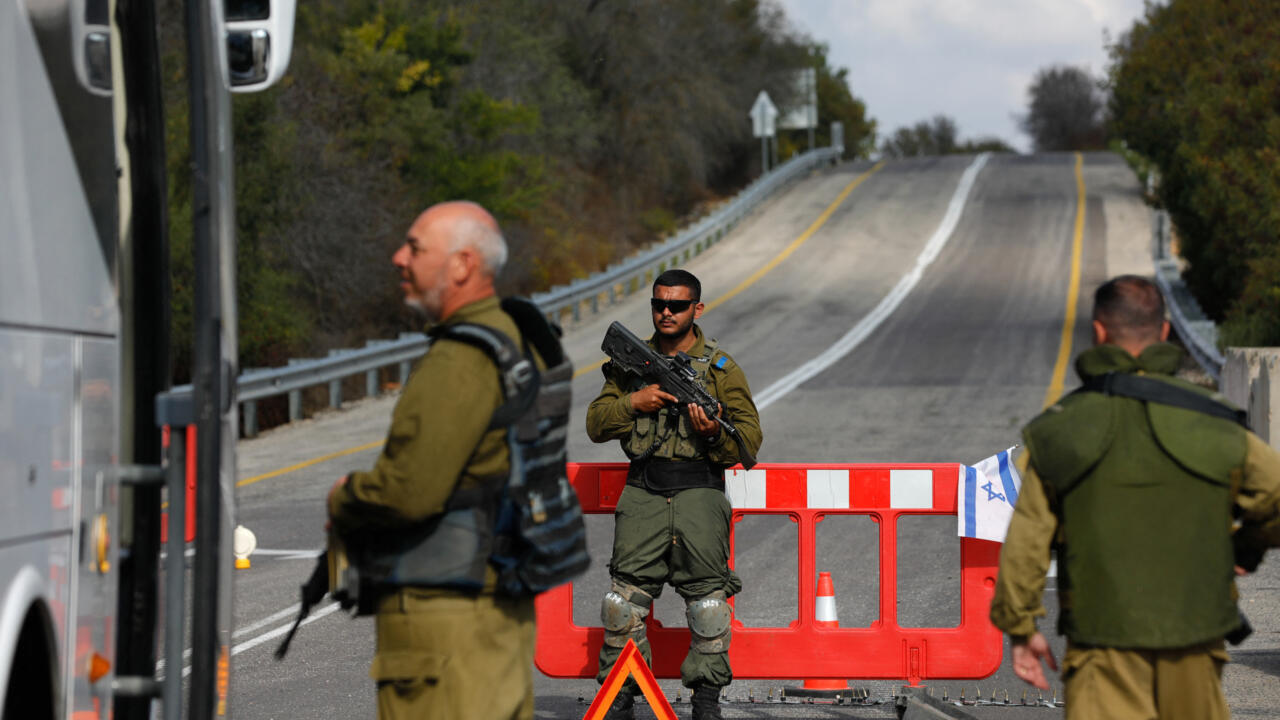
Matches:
[602,691,634,720]
[690,685,723,720]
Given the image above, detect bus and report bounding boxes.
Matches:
[1,0,292,717]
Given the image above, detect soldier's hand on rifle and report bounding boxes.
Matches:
[687,402,722,437]
[630,384,679,413]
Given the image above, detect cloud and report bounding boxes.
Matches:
[775,0,1146,152]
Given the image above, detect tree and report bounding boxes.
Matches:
[1020,65,1107,152]
[1108,0,1280,344]
[811,44,876,159]
[880,115,959,158]
[158,0,888,384]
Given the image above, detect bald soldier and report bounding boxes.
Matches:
[991,275,1280,720]
[327,202,538,719]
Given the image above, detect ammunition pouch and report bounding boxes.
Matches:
[627,460,723,495]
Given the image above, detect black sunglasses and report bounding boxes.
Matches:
[650,298,694,314]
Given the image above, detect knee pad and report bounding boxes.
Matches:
[601,580,652,648]
[686,590,731,654]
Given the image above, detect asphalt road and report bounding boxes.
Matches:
[223,152,1280,719]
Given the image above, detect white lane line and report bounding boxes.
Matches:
[158,603,312,671]
[234,603,305,638]
[251,548,323,560]
[755,152,990,410]
[177,602,344,677]
[229,602,343,657]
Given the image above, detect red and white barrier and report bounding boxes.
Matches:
[536,462,1002,685]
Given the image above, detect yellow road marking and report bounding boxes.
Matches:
[1018,152,1087,473]
[239,162,886,486]
[704,162,885,312]
[237,440,383,488]
[572,162,886,380]
[1043,152,1087,410]
[576,356,609,378]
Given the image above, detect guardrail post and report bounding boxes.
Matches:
[366,369,378,398]
[590,294,599,315]
[289,390,301,422]
[243,400,257,438]
[329,378,342,409]
[399,361,411,385]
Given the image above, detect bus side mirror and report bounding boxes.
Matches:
[225,0,295,92]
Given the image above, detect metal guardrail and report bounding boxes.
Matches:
[1150,208,1224,380]
[174,145,842,437]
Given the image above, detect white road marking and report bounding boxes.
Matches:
[177,602,344,677]
[755,153,990,409]
[158,602,314,671]
[250,548,324,560]
[234,603,305,638]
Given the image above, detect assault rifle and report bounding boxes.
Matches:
[275,531,360,660]
[601,321,757,470]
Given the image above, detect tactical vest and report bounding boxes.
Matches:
[621,337,722,463]
[1023,369,1246,649]
[339,298,588,610]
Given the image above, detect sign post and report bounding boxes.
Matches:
[749,90,778,174]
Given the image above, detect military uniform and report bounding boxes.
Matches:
[586,324,762,692]
[990,342,1280,720]
[329,296,536,720]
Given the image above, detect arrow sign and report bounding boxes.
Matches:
[749,90,778,138]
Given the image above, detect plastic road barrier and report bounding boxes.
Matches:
[799,571,849,693]
[535,463,1003,686]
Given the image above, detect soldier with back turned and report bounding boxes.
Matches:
[991,275,1280,719]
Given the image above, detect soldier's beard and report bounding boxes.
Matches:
[654,313,695,341]
[404,271,447,323]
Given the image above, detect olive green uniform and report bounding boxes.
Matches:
[990,343,1280,720]
[586,324,762,690]
[329,296,536,720]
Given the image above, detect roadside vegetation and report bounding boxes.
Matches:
[878,115,1015,158]
[1108,0,1280,346]
[159,0,876,381]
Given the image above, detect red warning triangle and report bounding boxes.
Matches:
[581,639,677,720]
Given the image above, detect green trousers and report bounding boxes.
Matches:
[597,485,743,690]
[1062,640,1230,720]
[373,588,536,720]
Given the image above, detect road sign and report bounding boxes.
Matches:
[778,68,817,131]
[749,90,778,138]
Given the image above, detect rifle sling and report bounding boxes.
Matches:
[1075,372,1248,428]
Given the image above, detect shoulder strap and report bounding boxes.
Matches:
[701,337,719,362]
[501,296,566,367]
[435,322,539,429]
[1076,372,1248,429]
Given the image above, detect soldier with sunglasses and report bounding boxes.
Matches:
[586,269,763,720]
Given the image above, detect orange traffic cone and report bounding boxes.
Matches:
[786,571,853,700]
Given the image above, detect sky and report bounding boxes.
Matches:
[774,0,1149,153]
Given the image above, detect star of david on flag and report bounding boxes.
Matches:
[957,446,1022,543]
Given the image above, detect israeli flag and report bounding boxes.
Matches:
[957,447,1021,543]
